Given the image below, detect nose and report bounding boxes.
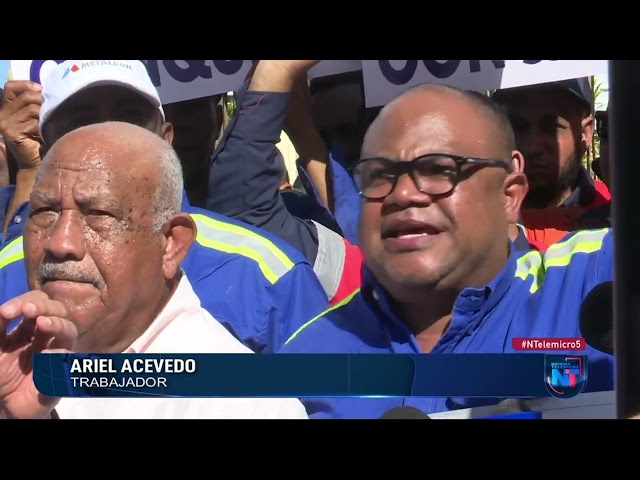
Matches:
[384,171,433,208]
[44,210,86,261]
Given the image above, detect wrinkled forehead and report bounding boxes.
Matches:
[37,142,151,198]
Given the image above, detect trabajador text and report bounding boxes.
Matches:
[69,358,197,374]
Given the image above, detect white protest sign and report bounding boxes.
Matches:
[142,60,251,104]
[308,60,362,79]
[362,60,609,107]
[9,60,253,104]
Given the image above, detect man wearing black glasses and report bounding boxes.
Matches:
[279,83,615,419]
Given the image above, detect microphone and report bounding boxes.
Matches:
[379,406,431,419]
[479,398,537,419]
[492,398,531,414]
[579,281,614,355]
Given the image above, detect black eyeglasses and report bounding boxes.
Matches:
[595,110,608,141]
[352,153,512,200]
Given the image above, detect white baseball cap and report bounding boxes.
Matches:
[39,60,165,136]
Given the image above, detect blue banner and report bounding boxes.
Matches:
[32,353,588,398]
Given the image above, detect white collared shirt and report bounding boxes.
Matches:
[55,275,308,419]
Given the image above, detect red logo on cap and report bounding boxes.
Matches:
[71,64,80,72]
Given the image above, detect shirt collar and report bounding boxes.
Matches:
[513,224,533,252]
[124,272,199,353]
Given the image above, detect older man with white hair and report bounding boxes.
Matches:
[0,121,308,419]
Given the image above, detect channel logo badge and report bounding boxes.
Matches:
[544,355,588,399]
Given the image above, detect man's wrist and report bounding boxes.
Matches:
[16,166,39,182]
[249,62,301,93]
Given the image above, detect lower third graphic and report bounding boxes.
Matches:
[544,355,588,399]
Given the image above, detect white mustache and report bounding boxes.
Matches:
[38,261,103,287]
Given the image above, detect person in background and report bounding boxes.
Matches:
[280,74,344,236]
[309,70,365,168]
[0,81,44,247]
[209,60,364,305]
[303,73,376,246]
[525,97,610,244]
[493,78,609,210]
[279,83,614,419]
[0,60,329,354]
[492,78,611,250]
[163,95,222,208]
[0,121,308,419]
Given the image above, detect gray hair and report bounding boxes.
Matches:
[151,142,184,231]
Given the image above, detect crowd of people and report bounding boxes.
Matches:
[0,59,616,419]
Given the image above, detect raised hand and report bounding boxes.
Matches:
[0,290,78,419]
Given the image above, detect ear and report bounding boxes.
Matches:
[504,150,529,224]
[581,114,594,153]
[161,213,196,280]
[161,122,174,145]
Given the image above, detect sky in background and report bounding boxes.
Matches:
[0,60,9,84]
[594,73,609,110]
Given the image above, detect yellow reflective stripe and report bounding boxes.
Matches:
[285,288,361,345]
[513,228,609,294]
[190,213,294,285]
[0,236,24,269]
[544,228,609,268]
[515,250,544,294]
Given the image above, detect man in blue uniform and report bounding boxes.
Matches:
[0,60,329,353]
[279,83,614,418]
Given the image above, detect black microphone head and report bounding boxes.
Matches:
[494,398,531,414]
[579,281,614,355]
[379,406,431,419]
